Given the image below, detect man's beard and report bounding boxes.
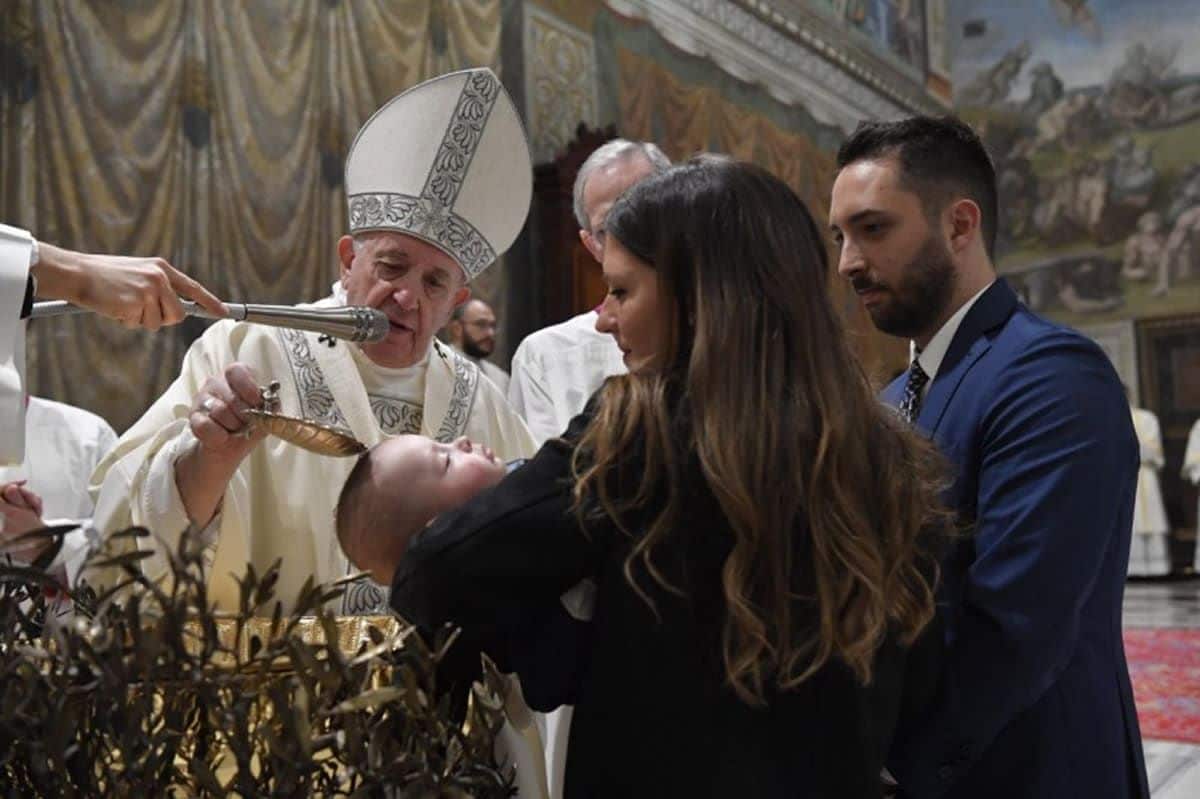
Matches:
[856,234,956,339]
[462,336,492,359]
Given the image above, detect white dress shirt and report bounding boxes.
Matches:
[910,281,995,397]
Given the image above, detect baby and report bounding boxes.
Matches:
[336,434,585,797]
[335,435,513,587]
[335,433,592,714]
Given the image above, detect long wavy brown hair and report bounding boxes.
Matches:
[572,157,950,705]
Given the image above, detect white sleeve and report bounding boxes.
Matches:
[507,341,535,417]
[96,424,219,553]
[94,418,119,463]
[507,343,561,448]
[89,422,225,596]
[141,428,213,547]
[0,224,33,466]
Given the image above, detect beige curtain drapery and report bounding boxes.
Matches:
[0,0,500,431]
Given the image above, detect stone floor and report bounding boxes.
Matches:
[1123,579,1200,798]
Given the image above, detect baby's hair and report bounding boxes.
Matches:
[334,440,440,580]
[335,450,377,570]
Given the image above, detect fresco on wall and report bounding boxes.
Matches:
[952,0,1200,326]
[815,0,928,73]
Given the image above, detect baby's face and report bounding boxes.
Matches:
[348,435,508,586]
[373,434,508,516]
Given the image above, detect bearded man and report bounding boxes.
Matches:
[829,116,1149,799]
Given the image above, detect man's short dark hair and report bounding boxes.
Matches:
[836,116,999,258]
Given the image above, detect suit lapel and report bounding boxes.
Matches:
[915,280,1019,435]
[916,336,990,434]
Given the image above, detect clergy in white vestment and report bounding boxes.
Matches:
[1,397,117,520]
[1185,418,1200,572]
[0,396,117,591]
[90,69,538,617]
[444,298,511,394]
[1128,405,1170,576]
[508,310,625,446]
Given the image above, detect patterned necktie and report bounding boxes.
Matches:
[898,360,930,424]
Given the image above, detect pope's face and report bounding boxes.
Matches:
[340,232,470,368]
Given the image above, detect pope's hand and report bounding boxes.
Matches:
[0,480,49,562]
[177,363,271,527]
[188,362,269,462]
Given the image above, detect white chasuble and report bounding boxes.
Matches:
[90,301,536,615]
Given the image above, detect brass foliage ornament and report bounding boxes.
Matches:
[0,526,512,797]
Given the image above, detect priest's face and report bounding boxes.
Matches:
[596,237,668,373]
[454,299,498,359]
[339,232,471,368]
[829,156,957,342]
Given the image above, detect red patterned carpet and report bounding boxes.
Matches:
[1123,628,1200,744]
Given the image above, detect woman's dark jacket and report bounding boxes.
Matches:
[391,410,941,798]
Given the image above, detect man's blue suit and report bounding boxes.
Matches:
[884,279,1150,798]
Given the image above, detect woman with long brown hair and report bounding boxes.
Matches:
[390,156,948,797]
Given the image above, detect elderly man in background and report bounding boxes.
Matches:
[91,69,537,617]
[507,139,668,445]
[444,298,509,394]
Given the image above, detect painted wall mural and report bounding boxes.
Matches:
[951,0,1200,327]
[814,0,929,75]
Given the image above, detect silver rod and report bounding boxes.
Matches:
[28,300,390,343]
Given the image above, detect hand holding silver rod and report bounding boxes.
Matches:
[29,300,390,343]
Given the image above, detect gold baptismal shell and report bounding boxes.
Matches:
[244,408,367,457]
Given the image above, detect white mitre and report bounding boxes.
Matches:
[344,68,532,282]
